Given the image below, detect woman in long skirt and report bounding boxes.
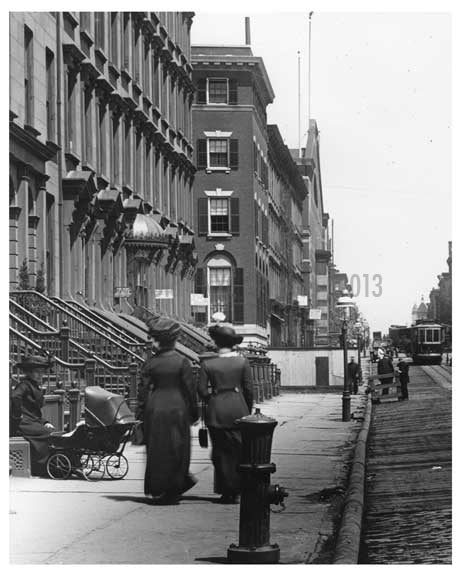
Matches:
[198,325,253,504]
[138,318,198,504]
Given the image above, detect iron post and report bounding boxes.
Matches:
[342,320,350,422]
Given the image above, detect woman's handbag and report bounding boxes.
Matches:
[198,401,208,448]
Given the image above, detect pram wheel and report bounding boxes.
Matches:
[79,454,96,481]
[83,454,105,480]
[47,453,72,479]
[105,454,128,479]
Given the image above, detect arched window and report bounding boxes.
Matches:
[208,256,232,322]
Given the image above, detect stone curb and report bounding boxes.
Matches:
[333,393,373,564]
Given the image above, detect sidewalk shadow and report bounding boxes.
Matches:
[104,495,153,505]
[104,494,219,505]
[181,494,220,503]
[194,556,228,564]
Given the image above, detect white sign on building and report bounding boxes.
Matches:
[190,293,209,306]
[309,308,322,320]
[297,295,308,307]
[155,289,174,299]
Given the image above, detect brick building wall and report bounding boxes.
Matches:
[191,45,276,343]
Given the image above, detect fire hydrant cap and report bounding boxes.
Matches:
[235,407,278,427]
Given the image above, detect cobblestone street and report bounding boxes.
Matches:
[360,365,452,564]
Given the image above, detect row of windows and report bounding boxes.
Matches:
[253,142,269,189]
[23,16,192,153]
[81,12,191,79]
[256,271,269,328]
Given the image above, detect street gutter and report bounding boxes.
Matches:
[333,394,373,563]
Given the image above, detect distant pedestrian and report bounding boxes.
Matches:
[377,348,395,396]
[138,317,198,505]
[396,356,410,400]
[198,325,253,504]
[10,355,55,476]
[347,357,361,394]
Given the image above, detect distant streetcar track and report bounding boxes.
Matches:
[360,366,452,564]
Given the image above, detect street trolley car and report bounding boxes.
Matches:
[410,321,445,365]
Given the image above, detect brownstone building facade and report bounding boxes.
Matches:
[10,11,197,320]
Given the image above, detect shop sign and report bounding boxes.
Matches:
[114,287,132,298]
[309,308,322,320]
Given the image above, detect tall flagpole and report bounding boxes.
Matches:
[308,12,313,135]
[298,51,301,158]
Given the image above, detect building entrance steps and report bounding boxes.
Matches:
[10,391,366,564]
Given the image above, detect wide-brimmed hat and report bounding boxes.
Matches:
[15,355,52,370]
[147,317,181,339]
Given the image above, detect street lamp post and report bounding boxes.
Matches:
[341,318,350,421]
[336,291,356,422]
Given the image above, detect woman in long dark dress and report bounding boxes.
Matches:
[137,318,198,504]
[198,325,253,504]
[10,355,55,476]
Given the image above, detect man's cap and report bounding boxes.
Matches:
[15,355,52,370]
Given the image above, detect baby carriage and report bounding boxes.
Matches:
[46,386,138,481]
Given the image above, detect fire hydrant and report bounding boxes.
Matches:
[227,408,288,564]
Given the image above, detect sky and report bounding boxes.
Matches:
[192,9,452,334]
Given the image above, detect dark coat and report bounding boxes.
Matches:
[377,356,395,384]
[347,362,361,381]
[397,360,410,383]
[10,377,52,474]
[138,349,198,497]
[198,353,253,428]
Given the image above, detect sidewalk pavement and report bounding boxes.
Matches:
[10,389,368,565]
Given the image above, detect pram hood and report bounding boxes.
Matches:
[84,386,136,427]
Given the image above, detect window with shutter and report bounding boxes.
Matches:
[233,267,244,324]
[197,197,208,235]
[230,139,239,170]
[194,267,206,296]
[230,197,239,235]
[228,80,238,105]
[196,139,207,169]
[196,78,206,104]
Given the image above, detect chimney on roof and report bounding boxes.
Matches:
[245,17,251,45]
